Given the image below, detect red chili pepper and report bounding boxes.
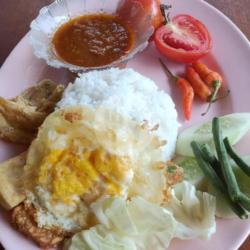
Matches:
[192,61,229,116]
[192,61,212,81]
[186,66,211,102]
[159,59,194,120]
[192,61,223,87]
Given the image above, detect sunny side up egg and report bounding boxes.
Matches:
[24,106,169,232]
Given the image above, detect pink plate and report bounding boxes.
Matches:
[0,0,249,249]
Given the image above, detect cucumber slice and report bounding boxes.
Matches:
[174,156,206,189]
[207,183,235,219]
[208,156,250,219]
[234,159,250,197]
[176,113,250,157]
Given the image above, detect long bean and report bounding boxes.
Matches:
[200,144,224,180]
[238,193,250,212]
[191,141,248,219]
[224,137,250,177]
[212,117,241,202]
[200,143,250,216]
[191,142,224,192]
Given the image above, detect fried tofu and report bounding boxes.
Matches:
[12,202,69,248]
[0,79,65,144]
[0,152,27,210]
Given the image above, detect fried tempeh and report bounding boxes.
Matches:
[12,202,69,248]
[0,114,35,144]
[0,79,65,144]
[0,152,27,210]
[13,79,65,113]
[0,97,46,131]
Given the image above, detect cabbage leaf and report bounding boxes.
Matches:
[65,196,177,250]
[165,181,216,240]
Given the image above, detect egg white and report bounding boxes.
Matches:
[24,106,168,232]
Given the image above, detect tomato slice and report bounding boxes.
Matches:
[154,15,212,63]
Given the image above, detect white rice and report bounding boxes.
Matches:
[57,68,179,159]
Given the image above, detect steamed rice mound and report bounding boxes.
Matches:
[57,68,179,159]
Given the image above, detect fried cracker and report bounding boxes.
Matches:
[0,152,27,210]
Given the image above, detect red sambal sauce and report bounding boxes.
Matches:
[52,14,135,67]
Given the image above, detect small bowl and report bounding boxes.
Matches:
[29,0,154,72]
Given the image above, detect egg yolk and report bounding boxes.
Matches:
[37,148,132,204]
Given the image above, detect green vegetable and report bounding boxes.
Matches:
[208,163,250,219]
[238,193,250,212]
[191,141,225,193]
[167,165,177,173]
[207,183,235,219]
[234,158,250,196]
[200,144,224,180]
[191,141,248,219]
[176,113,250,156]
[224,137,250,177]
[212,117,241,202]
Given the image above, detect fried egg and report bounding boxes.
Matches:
[24,106,169,232]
